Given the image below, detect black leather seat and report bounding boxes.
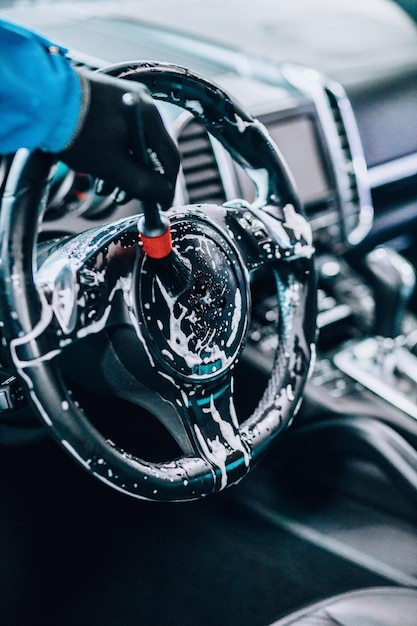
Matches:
[269,587,417,625]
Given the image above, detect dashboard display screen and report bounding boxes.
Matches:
[269,116,329,204]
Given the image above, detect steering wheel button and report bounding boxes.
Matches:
[0,391,11,411]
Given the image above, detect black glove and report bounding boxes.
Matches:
[60,69,179,209]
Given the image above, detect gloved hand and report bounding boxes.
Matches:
[60,69,179,209]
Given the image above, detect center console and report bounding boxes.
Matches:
[243,242,417,441]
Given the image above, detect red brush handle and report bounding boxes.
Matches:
[140,228,172,259]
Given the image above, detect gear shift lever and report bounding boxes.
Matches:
[360,247,415,337]
[333,247,417,420]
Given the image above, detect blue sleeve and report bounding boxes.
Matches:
[0,19,83,154]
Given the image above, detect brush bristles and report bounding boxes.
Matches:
[147,249,193,298]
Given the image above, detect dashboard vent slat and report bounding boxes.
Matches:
[177,118,226,205]
[324,86,371,243]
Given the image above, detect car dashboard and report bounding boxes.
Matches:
[8,2,415,426]
[1,1,417,624]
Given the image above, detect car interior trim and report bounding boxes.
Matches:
[367,151,417,188]
[241,497,417,588]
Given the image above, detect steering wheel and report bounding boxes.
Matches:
[0,62,316,501]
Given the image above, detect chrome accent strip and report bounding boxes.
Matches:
[283,64,374,249]
[368,153,417,189]
[334,337,417,420]
[210,136,242,201]
[317,303,351,329]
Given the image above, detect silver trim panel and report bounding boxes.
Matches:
[283,64,374,249]
[368,153,417,189]
[334,337,417,420]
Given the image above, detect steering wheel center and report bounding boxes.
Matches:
[138,214,250,382]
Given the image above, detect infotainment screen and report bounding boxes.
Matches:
[268,116,330,205]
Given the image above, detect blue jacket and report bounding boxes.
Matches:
[0,19,82,154]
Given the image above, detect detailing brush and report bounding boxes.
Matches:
[123,91,192,297]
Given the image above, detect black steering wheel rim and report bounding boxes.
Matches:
[103,61,301,211]
[0,62,316,501]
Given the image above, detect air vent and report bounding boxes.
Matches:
[177,118,226,205]
[282,64,373,251]
[325,88,360,222]
[323,85,373,246]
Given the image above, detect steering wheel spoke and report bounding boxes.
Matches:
[217,201,314,281]
[8,288,62,370]
[161,376,251,490]
[35,216,143,345]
